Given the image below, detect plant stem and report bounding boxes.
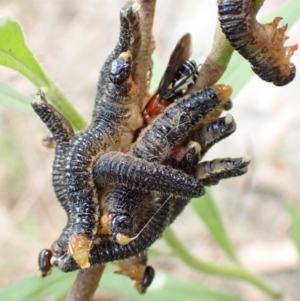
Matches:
[66,265,105,301]
[164,228,282,300]
[132,0,156,109]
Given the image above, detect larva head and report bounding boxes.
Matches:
[214,84,232,106]
[273,63,296,86]
[37,249,53,278]
[222,99,233,111]
[109,51,133,84]
[203,84,233,122]
[68,234,91,269]
[111,214,133,245]
[140,266,155,294]
[273,43,298,86]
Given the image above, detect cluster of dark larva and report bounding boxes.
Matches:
[29,0,284,294]
[218,0,298,86]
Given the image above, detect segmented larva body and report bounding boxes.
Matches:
[57,192,175,272]
[35,2,143,272]
[94,86,231,200]
[66,67,227,268]
[92,2,141,124]
[55,109,249,272]
[218,0,298,86]
[133,86,229,162]
[66,57,143,268]
[35,1,250,281]
[32,91,75,260]
[95,152,204,197]
[93,86,228,226]
[89,87,243,253]
[64,3,143,269]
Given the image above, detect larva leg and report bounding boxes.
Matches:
[42,135,55,149]
[196,157,250,186]
[32,90,75,276]
[218,0,298,86]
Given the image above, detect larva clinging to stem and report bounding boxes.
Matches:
[218,0,298,86]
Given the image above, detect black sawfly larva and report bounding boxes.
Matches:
[218,0,298,86]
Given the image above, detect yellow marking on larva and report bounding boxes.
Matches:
[132,2,141,13]
[115,195,172,245]
[187,141,201,154]
[119,51,132,62]
[68,234,91,269]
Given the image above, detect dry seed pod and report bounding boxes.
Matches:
[219,0,298,86]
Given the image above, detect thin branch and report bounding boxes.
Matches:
[133,0,157,108]
[66,265,105,301]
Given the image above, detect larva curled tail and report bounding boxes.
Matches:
[218,0,298,86]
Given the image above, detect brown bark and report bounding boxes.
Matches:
[66,265,105,301]
[132,0,156,108]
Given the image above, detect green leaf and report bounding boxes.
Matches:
[220,0,300,97]
[0,271,76,301]
[163,228,280,300]
[287,202,300,261]
[0,18,50,88]
[0,266,247,301]
[191,190,239,263]
[0,18,86,130]
[0,82,33,114]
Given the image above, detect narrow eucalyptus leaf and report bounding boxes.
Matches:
[191,191,239,263]
[0,18,50,87]
[0,82,33,114]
